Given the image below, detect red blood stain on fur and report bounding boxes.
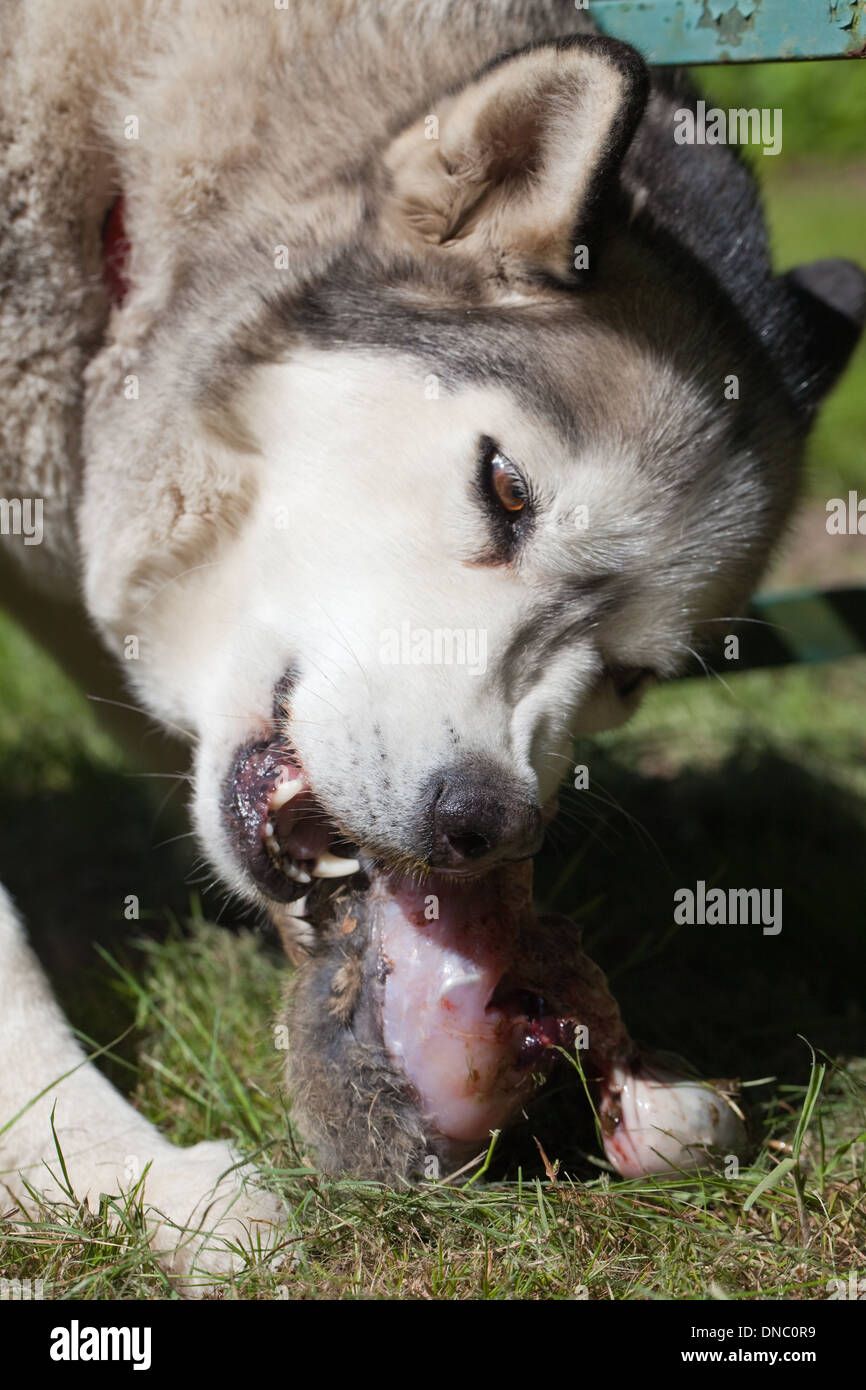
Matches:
[101,196,130,305]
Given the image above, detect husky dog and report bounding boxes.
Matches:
[1,0,863,1288]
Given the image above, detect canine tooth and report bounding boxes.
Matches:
[270,777,305,811]
[310,851,360,879]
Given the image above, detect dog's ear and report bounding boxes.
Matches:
[382,35,648,287]
[776,258,866,414]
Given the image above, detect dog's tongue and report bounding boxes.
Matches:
[370,862,548,1142]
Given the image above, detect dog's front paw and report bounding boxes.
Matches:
[136,1140,286,1296]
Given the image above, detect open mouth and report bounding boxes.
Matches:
[225,740,365,906]
[224,736,530,909]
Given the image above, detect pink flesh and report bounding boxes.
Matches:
[367,870,747,1173]
[372,863,542,1142]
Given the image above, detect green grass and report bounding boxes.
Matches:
[1,908,863,1300]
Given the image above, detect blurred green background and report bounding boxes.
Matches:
[697,60,866,497]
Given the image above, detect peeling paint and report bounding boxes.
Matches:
[842,0,865,54]
[591,0,866,64]
[699,0,758,17]
[698,1,763,48]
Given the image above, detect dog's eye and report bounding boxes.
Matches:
[473,437,534,564]
[610,665,654,699]
[490,454,528,513]
[479,437,530,519]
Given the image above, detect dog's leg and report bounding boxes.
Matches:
[0,885,284,1294]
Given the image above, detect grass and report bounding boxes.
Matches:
[1,79,865,1297]
[0,911,863,1300]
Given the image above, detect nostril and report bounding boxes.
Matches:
[446,829,491,861]
[428,761,542,869]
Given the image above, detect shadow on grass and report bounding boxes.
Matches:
[0,756,196,1089]
[502,745,866,1178]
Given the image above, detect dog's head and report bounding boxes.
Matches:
[81,37,865,918]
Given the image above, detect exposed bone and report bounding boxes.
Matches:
[599,1060,748,1178]
[437,971,485,1001]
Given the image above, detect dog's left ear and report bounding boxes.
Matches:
[777,258,866,414]
[382,35,648,287]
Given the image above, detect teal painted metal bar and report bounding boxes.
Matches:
[676,588,866,677]
[589,0,866,64]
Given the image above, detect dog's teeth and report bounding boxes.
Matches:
[269,776,305,811]
[284,863,312,884]
[264,821,274,837]
[310,851,360,878]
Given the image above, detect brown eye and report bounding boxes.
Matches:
[475,436,534,562]
[490,454,528,513]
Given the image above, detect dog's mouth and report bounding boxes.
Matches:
[224,736,530,911]
[225,740,365,906]
[223,739,573,1135]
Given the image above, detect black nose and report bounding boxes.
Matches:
[427,761,543,870]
